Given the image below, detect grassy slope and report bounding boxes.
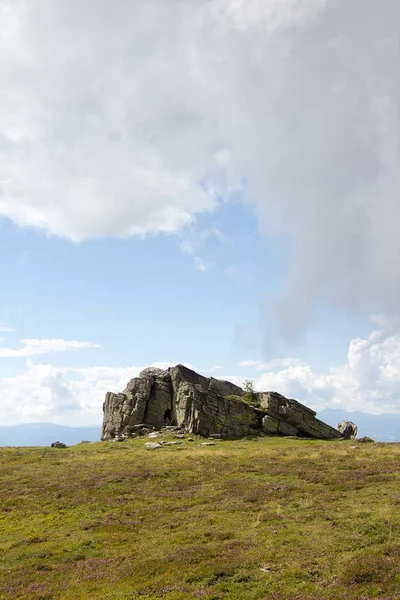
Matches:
[1,437,400,600]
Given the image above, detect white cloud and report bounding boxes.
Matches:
[238,329,400,415]
[0,0,399,329]
[180,227,225,271]
[180,228,226,256]
[239,358,302,371]
[0,326,13,333]
[0,338,98,358]
[180,240,194,255]
[203,365,224,373]
[193,257,209,272]
[368,314,400,342]
[0,362,135,425]
[4,325,400,426]
[0,361,189,425]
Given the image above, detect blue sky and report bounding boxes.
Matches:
[1,0,400,425]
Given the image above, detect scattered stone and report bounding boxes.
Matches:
[173,434,186,439]
[187,438,194,442]
[357,436,375,443]
[350,446,360,449]
[51,441,67,448]
[337,420,358,440]
[208,433,224,439]
[161,441,184,446]
[284,436,315,440]
[145,442,162,450]
[200,442,215,447]
[148,432,161,439]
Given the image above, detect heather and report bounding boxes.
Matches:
[1,437,400,599]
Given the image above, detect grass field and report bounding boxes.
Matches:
[1,436,400,600]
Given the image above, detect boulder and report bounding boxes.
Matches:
[101,364,348,442]
[51,441,67,448]
[336,420,358,440]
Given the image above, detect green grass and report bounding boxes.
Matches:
[1,436,400,599]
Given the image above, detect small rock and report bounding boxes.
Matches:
[357,436,375,443]
[260,566,271,573]
[148,432,160,439]
[162,441,184,446]
[200,442,215,447]
[208,433,224,439]
[51,441,67,448]
[187,438,194,442]
[350,445,360,449]
[145,442,162,450]
[173,434,186,439]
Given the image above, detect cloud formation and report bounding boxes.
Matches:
[2,321,400,426]
[0,339,98,358]
[1,0,399,326]
[248,324,400,415]
[0,361,186,425]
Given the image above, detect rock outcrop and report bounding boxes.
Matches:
[101,364,343,441]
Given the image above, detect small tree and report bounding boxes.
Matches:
[243,380,260,407]
[243,380,255,395]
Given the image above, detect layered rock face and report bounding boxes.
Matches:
[260,392,342,439]
[101,364,342,441]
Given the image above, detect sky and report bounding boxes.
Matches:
[0,0,400,425]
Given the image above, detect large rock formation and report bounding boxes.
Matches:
[101,364,342,441]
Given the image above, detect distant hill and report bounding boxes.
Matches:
[0,422,101,447]
[319,410,400,442]
[1,411,399,446]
